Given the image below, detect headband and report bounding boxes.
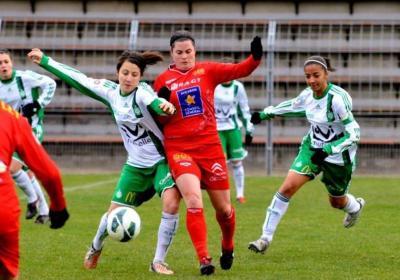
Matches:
[304,59,327,70]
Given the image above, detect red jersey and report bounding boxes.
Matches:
[154,55,260,149]
[0,101,66,233]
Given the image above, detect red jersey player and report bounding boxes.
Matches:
[154,30,262,275]
[0,100,69,280]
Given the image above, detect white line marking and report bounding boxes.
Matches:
[18,177,118,200]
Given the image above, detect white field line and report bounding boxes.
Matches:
[18,177,118,200]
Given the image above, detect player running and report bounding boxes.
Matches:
[214,79,254,203]
[0,100,69,280]
[0,48,53,224]
[28,48,181,275]
[154,30,262,275]
[248,56,365,254]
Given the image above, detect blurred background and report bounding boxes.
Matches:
[1,0,399,175]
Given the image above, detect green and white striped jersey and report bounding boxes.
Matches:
[0,69,56,130]
[264,83,360,165]
[40,56,167,168]
[214,80,254,134]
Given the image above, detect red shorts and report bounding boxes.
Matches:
[0,230,19,278]
[166,147,229,190]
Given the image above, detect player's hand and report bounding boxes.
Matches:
[22,101,41,120]
[159,101,176,115]
[250,36,263,61]
[245,133,253,146]
[49,208,69,229]
[158,86,171,101]
[251,112,262,124]
[27,48,44,64]
[310,148,329,166]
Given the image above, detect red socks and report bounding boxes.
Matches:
[216,206,235,251]
[186,208,209,260]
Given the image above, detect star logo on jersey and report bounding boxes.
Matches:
[185,94,196,105]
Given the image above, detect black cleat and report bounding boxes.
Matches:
[25,200,38,219]
[220,249,234,270]
[200,256,215,276]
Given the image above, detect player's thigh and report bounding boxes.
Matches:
[321,161,353,196]
[207,189,231,213]
[290,137,321,178]
[153,159,175,197]
[111,164,156,207]
[198,156,230,190]
[225,129,247,161]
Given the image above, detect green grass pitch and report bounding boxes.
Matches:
[18,174,399,279]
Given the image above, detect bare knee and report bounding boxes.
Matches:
[162,188,181,214]
[329,196,347,209]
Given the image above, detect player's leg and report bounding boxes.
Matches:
[84,164,155,269]
[200,154,234,271]
[321,162,365,228]
[226,129,248,203]
[10,158,38,220]
[167,151,214,275]
[249,139,316,254]
[27,171,50,224]
[150,161,180,275]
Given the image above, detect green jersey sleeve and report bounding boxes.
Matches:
[39,55,114,107]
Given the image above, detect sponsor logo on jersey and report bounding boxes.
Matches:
[125,191,137,203]
[165,78,177,85]
[211,162,225,175]
[173,153,192,162]
[159,172,172,186]
[177,86,203,118]
[193,68,205,76]
[170,78,201,91]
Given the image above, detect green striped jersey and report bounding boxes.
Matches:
[264,83,360,165]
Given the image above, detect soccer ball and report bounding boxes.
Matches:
[106,207,141,242]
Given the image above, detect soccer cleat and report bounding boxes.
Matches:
[236,197,246,204]
[219,249,234,270]
[83,245,102,269]
[199,256,215,275]
[149,261,174,275]
[25,200,38,219]
[248,238,270,254]
[343,198,366,228]
[34,215,49,224]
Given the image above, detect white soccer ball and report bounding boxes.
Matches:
[106,207,141,242]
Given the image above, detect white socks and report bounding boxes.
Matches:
[261,192,290,242]
[231,161,244,198]
[92,213,108,251]
[153,212,179,264]
[12,170,38,203]
[31,176,49,216]
[343,194,361,214]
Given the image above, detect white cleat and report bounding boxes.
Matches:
[149,261,174,275]
[248,238,270,254]
[344,198,366,228]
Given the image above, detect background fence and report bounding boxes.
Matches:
[1,6,399,174]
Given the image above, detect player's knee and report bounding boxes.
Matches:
[329,196,346,209]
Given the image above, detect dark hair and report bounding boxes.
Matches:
[0,48,12,58]
[170,30,195,48]
[116,50,163,75]
[304,55,335,72]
